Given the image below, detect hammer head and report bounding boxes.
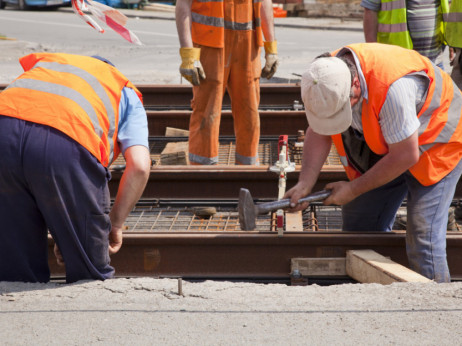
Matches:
[238,188,257,231]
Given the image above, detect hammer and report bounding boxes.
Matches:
[238,188,331,231]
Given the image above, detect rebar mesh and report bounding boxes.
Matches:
[123,202,343,232]
[111,137,342,168]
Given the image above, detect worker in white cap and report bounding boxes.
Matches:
[284,43,462,283]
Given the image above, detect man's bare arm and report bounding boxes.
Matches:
[109,145,151,254]
[363,8,378,42]
[261,0,276,42]
[175,0,194,48]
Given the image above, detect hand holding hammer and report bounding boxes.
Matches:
[238,188,331,231]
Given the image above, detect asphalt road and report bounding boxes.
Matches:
[0,7,365,84]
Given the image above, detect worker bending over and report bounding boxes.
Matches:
[285,43,462,283]
[175,0,278,165]
[0,53,151,283]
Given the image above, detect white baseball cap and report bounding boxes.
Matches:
[301,57,352,135]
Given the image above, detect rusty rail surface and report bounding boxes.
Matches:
[46,200,462,280]
[108,135,345,199]
[146,110,307,137]
[1,83,302,110]
[137,84,302,110]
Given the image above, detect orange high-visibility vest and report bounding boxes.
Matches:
[0,53,143,167]
[191,0,263,48]
[331,43,462,186]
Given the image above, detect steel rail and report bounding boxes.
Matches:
[0,83,302,109]
[146,110,307,137]
[47,231,462,280]
[137,83,302,109]
[109,165,345,199]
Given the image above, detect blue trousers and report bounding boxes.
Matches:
[342,159,462,283]
[0,116,114,283]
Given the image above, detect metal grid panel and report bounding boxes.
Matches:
[111,137,341,168]
[301,205,343,231]
[123,201,344,233]
[124,205,274,232]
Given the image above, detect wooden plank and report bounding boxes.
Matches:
[165,127,190,137]
[346,249,432,284]
[291,257,347,276]
[285,211,304,232]
[160,142,189,165]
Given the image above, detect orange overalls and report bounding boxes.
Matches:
[189,0,264,165]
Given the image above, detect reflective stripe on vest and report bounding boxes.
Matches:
[338,43,462,185]
[5,62,117,164]
[443,0,462,47]
[191,0,262,48]
[377,0,413,49]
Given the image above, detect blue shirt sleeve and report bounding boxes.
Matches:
[117,87,149,156]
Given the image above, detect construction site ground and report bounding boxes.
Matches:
[1,7,462,345]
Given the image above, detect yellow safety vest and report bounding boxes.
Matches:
[377,0,448,49]
[444,0,462,47]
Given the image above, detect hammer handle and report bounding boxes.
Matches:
[256,189,331,214]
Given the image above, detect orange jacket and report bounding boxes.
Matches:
[0,53,143,167]
[191,0,263,48]
[331,43,462,186]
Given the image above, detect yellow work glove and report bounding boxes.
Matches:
[261,41,279,80]
[179,47,206,86]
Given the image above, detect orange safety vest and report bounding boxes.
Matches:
[331,43,462,186]
[191,0,263,48]
[0,53,143,167]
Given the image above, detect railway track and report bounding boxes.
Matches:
[2,83,462,282]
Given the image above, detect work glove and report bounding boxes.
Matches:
[179,47,206,86]
[261,41,279,80]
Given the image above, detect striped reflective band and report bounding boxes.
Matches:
[235,152,258,165]
[9,62,116,163]
[189,152,219,165]
[192,12,258,30]
[224,20,255,31]
[378,22,408,33]
[418,67,444,137]
[443,12,462,22]
[192,12,224,28]
[5,78,104,138]
[418,66,462,152]
[339,155,348,167]
[380,0,405,12]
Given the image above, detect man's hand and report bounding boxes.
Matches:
[283,181,312,212]
[324,181,357,206]
[179,47,206,86]
[261,41,279,79]
[109,225,123,255]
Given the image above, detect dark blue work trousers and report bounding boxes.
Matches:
[0,115,114,283]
